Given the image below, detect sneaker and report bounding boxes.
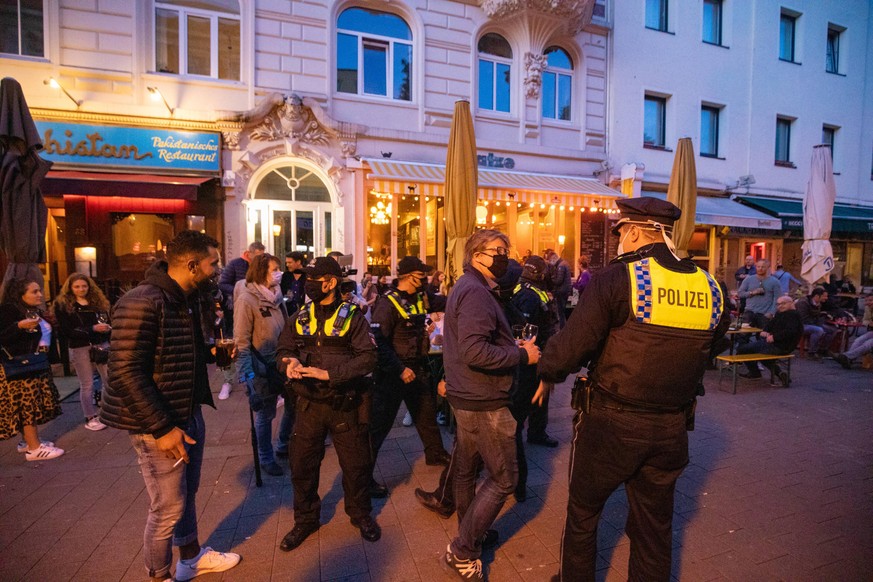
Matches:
[443,544,483,580]
[85,416,107,431]
[218,383,232,400]
[17,439,53,453]
[835,353,852,370]
[402,411,413,426]
[25,444,65,462]
[174,546,241,581]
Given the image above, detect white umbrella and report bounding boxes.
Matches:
[800,145,836,284]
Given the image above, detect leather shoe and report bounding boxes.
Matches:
[737,370,762,379]
[415,487,454,519]
[481,529,498,549]
[514,484,527,503]
[369,479,389,498]
[279,522,319,552]
[425,450,452,466]
[351,515,381,542]
[261,461,283,476]
[778,370,791,388]
[835,353,852,369]
[527,433,558,448]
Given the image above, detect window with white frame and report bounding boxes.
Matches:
[826,24,843,74]
[154,0,240,81]
[700,105,721,157]
[541,47,573,121]
[0,0,44,57]
[822,125,837,164]
[336,7,412,101]
[644,94,667,147]
[779,9,798,62]
[645,0,668,32]
[702,0,722,46]
[477,33,512,113]
[775,116,793,164]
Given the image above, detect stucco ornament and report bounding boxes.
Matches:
[480,0,595,35]
[524,52,548,99]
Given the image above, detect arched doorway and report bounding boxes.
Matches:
[246,161,336,260]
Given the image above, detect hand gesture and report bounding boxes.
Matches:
[93,323,112,333]
[298,366,329,381]
[155,427,196,464]
[521,337,541,365]
[18,318,40,331]
[400,367,416,384]
[283,357,302,379]
[532,380,553,406]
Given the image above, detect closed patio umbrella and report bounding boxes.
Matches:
[0,77,51,287]
[665,137,697,258]
[443,100,477,287]
[800,145,836,285]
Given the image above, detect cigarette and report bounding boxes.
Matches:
[173,457,185,468]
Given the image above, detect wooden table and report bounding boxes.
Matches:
[725,327,763,355]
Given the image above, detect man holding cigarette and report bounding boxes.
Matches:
[101,231,241,582]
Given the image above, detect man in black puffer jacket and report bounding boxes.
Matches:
[101,231,241,582]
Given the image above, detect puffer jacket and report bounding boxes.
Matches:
[101,261,215,437]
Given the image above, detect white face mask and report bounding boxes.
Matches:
[269,270,282,287]
[616,228,631,256]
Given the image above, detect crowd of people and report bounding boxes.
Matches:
[1,196,871,581]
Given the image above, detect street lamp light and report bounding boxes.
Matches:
[44,77,81,108]
[147,86,175,116]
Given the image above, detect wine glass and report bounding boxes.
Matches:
[96,312,109,325]
[523,324,538,342]
[24,309,40,333]
[511,325,525,341]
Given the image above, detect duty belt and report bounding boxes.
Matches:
[592,387,686,414]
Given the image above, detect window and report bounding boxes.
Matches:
[154,0,240,81]
[702,0,722,45]
[779,10,797,62]
[822,125,837,164]
[477,33,512,113]
[644,95,666,147]
[0,0,44,57]
[336,7,412,101]
[541,47,573,121]
[826,25,843,74]
[775,117,793,165]
[701,105,720,157]
[645,0,668,32]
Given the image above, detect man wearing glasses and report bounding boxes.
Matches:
[441,230,541,580]
[737,295,803,385]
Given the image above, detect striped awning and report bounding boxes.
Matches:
[365,158,623,206]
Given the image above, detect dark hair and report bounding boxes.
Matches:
[246,253,280,284]
[165,230,220,265]
[285,251,308,265]
[810,286,826,298]
[0,277,40,311]
[463,229,510,268]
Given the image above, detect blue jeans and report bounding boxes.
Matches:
[254,394,294,465]
[129,407,206,579]
[803,323,837,353]
[451,407,518,560]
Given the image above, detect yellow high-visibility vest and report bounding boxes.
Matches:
[385,291,424,319]
[295,301,356,337]
[628,258,723,331]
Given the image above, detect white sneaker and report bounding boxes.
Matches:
[85,416,107,431]
[25,444,65,462]
[402,411,413,427]
[218,383,232,400]
[174,546,241,581]
[17,439,54,453]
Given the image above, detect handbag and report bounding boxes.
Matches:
[89,343,110,364]
[1,347,50,380]
[251,346,286,397]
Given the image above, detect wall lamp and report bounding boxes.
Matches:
[147,86,174,116]
[44,77,81,108]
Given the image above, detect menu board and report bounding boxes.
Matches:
[580,215,607,270]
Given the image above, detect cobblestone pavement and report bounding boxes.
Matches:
[1,358,871,581]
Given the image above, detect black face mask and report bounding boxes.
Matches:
[488,254,509,280]
[304,280,330,303]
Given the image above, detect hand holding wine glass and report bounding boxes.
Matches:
[22,309,40,333]
[523,323,538,342]
[94,312,112,333]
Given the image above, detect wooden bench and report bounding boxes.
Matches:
[716,354,794,394]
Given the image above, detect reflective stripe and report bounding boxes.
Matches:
[512,282,549,306]
[628,258,723,330]
[295,301,357,337]
[385,291,424,319]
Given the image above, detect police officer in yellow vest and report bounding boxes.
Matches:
[275,257,380,552]
[536,197,727,581]
[369,256,451,496]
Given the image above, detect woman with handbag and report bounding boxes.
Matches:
[0,278,64,461]
[53,273,111,431]
[234,253,292,476]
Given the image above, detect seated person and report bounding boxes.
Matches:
[795,287,839,359]
[835,295,873,369]
[738,295,803,386]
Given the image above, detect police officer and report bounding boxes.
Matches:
[275,257,380,551]
[509,255,560,502]
[535,197,727,581]
[369,256,450,496]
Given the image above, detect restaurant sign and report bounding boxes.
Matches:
[34,121,221,173]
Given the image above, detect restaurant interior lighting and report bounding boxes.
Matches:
[44,77,81,108]
[147,86,175,116]
[272,224,282,237]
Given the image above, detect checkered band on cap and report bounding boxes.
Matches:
[703,270,723,330]
[634,259,653,324]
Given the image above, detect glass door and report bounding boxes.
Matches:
[248,202,332,260]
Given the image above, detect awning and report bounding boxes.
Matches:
[645,192,782,230]
[736,195,873,234]
[41,171,215,201]
[365,158,623,206]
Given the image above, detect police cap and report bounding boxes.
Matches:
[611,196,682,235]
[305,256,343,279]
[397,255,433,276]
[522,256,548,280]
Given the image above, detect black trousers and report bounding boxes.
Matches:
[291,397,372,525]
[370,367,447,462]
[560,404,688,582]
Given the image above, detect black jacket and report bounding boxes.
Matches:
[764,309,804,353]
[0,304,43,356]
[101,261,215,437]
[54,303,110,348]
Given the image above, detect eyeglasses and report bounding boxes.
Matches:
[481,246,509,256]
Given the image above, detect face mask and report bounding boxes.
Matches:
[270,271,283,287]
[412,277,426,294]
[616,228,631,256]
[487,254,509,280]
[305,280,330,303]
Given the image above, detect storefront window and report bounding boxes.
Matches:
[397,194,420,259]
[112,213,175,274]
[425,196,444,269]
[366,191,392,276]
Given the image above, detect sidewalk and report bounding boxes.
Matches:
[1,358,871,581]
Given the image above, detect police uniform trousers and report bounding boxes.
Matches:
[509,364,539,488]
[370,365,447,461]
[291,395,372,525]
[560,398,688,582]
